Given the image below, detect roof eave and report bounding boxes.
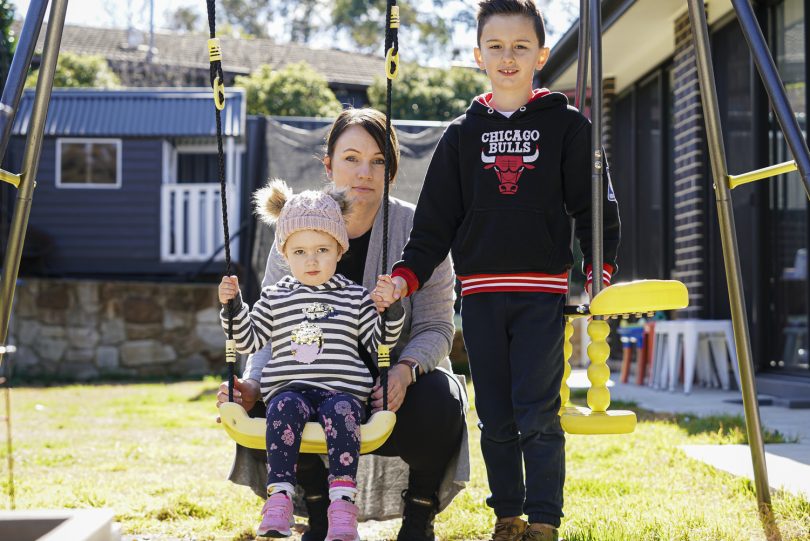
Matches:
[540,0,638,86]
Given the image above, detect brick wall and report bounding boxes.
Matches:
[671,11,707,317]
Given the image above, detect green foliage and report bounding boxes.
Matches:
[166,6,201,33]
[209,0,474,61]
[235,61,344,117]
[0,0,15,86]
[368,63,488,121]
[24,51,120,88]
[331,0,471,56]
[219,0,275,38]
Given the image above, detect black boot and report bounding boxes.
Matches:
[397,490,439,541]
[298,454,330,541]
[301,493,329,541]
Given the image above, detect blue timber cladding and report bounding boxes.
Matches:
[25,138,164,275]
[5,88,248,278]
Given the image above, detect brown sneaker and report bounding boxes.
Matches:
[490,517,528,541]
[521,523,560,541]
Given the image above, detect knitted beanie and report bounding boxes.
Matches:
[254,179,350,253]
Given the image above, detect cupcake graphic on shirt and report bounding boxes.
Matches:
[290,321,324,364]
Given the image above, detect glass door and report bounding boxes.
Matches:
[768,0,808,375]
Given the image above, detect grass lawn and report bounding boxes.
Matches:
[1,379,808,540]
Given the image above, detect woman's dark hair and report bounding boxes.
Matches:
[325,108,400,181]
[476,0,546,47]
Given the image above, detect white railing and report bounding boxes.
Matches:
[160,183,239,262]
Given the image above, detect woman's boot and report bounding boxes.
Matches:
[397,490,439,541]
[301,493,329,541]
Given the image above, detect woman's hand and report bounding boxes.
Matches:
[215,377,260,422]
[370,363,411,413]
[219,275,240,304]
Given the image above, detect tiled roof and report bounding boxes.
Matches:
[17,21,385,87]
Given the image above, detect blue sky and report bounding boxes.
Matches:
[10,0,577,66]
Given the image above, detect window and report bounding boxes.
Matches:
[56,139,122,188]
[177,151,219,183]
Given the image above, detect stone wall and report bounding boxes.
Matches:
[6,278,227,380]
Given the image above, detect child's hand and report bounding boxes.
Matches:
[372,275,398,312]
[218,275,240,304]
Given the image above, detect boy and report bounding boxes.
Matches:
[375,1,620,540]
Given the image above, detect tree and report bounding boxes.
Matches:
[25,52,120,88]
[331,0,471,57]
[0,0,15,88]
[206,0,473,61]
[219,0,275,38]
[368,63,488,121]
[166,6,201,33]
[235,61,344,117]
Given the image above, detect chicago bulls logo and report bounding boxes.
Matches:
[481,146,539,195]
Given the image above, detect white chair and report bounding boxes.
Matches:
[651,319,740,394]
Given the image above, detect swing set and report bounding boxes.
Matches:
[1,0,806,538]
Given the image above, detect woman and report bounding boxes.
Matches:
[217,108,468,541]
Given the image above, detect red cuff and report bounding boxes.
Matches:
[585,263,613,290]
[391,266,420,297]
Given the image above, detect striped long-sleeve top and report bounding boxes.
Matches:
[221,274,405,402]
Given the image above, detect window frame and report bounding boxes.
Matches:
[55,138,123,189]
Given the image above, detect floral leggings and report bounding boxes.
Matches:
[265,387,363,488]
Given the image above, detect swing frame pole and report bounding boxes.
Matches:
[0,0,50,158]
[0,0,69,368]
[588,0,604,297]
[574,0,589,112]
[731,0,810,198]
[686,1,780,538]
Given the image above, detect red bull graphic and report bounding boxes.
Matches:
[481,145,539,195]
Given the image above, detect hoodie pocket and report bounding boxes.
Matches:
[456,208,554,271]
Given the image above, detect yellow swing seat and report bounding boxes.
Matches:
[560,279,689,435]
[588,279,690,317]
[219,402,396,455]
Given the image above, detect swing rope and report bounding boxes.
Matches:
[378,0,400,414]
[204,0,236,403]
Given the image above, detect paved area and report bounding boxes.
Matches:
[569,369,810,500]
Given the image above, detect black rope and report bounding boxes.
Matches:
[380,0,399,413]
[206,0,235,402]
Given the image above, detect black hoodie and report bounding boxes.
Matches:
[393,89,620,296]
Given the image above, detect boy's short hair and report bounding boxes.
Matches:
[476,0,546,47]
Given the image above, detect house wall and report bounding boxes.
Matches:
[15,137,164,275]
[6,278,227,380]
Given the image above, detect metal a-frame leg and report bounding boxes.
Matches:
[686,1,810,539]
[0,0,69,371]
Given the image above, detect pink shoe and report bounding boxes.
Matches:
[256,492,294,538]
[325,499,360,541]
